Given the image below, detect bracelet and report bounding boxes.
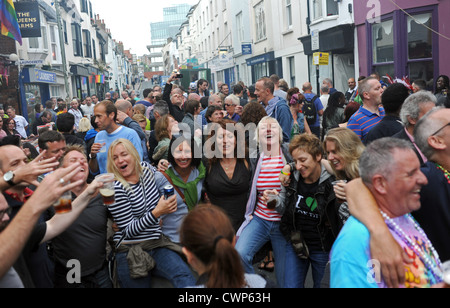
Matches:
[280,170,291,176]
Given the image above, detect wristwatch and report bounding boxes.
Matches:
[3,171,16,187]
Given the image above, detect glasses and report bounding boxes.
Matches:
[224,104,234,107]
[0,207,12,220]
[431,122,450,136]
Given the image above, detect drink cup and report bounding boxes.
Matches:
[266,192,278,210]
[332,180,348,187]
[443,261,450,285]
[96,173,116,206]
[97,138,107,153]
[332,180,348,204]
[54,190,72,214]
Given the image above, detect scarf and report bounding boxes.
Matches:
[264,96,280,117]
[165,162,206,211]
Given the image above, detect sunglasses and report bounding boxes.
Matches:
[431,122,450,136]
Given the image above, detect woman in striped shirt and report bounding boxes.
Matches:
[107,139,196,288]
[236,117,292,288]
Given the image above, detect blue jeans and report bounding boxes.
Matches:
[284,242,330,288]
[116,247,196,288]
[235,216,287,287]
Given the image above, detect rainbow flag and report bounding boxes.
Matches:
[96,74,105,84]
[0,0,22,45]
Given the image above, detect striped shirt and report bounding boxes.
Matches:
[109,162,162,244]
[254,155,284,222]
[347,106,385,140]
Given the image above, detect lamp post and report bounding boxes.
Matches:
[8,53,28,124]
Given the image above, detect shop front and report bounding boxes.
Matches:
[245,51,282,84]
[299,24,355,94]
[19,67,58,126]
[70,64,90,99]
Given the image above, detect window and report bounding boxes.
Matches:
[288,56,295,87]
[72,23,83,56]
[29,37,39,49]
[41,27,48,50]
[236,12,244,43]
[50,26,58,61]
[407,13,434,86]
[326,0,338,16]
[372,19,394,63]
[286,0,293,29]
[80,0,88,13]
[63,21,68,44]
[312,0,338,20]
[92,39,97,61]
[83,30,92,58]
[371,18,395,79]
[255,1,266,41]
[369,8,437,89]
[312,0,322,20]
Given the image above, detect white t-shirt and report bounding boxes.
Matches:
[13,115,28,138]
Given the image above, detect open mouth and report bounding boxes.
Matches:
[331,160,341,168]
[119,164,128,171]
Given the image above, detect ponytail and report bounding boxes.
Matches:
[206,236,245,288]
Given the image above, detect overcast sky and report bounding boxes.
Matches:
[92,0,198,56]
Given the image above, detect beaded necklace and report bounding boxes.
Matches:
[380,210,443,285]
[435,163,450,184]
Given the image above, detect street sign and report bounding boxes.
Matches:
[311,30,320,51]
[313,52,330,66]
[19,59,43,66]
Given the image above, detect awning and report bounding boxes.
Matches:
[299,24,355,55]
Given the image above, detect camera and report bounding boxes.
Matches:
[175,73,183,79]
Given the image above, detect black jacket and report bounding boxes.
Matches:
[279,166,342,252]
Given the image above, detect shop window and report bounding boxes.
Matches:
[369,8,436,88]
[372,19,394,63]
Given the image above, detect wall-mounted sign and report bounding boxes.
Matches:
[313,52,329,66]
[15,2,41,38]
[311,30,320,51]
[242,44,252,55]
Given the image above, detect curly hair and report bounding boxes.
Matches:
[239,102,267,126]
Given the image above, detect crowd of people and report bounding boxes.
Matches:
[0,71,450,289]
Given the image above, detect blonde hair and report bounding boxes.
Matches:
[323,127,365,180]
[78,117,91,133]
[106,139,143,189]
[255,116,283,145]
[133,114,147,123]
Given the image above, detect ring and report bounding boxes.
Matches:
[59,178,65,185]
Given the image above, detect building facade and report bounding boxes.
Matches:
[354,0,450,91]
[1,0,134,124]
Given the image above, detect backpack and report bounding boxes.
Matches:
[302,95,319,126]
